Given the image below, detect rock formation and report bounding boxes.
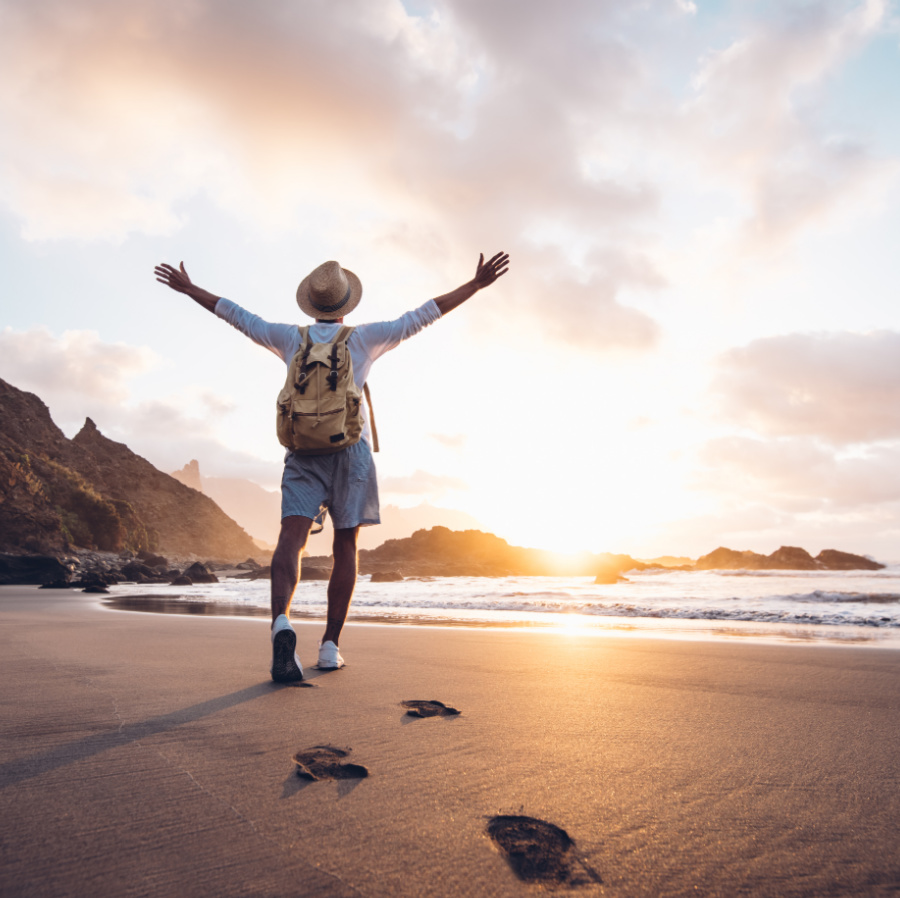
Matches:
[0,378,259,560]
[308,527,647,579]
[171,459,203,491]
[307,529,885,579]
[694,545,883,571]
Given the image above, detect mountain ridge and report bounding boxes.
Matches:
[0,378,258,559]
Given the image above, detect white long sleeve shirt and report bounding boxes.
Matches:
[215,298,442,447]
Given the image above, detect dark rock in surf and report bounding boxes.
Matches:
[0,554,73,585]
[121,561,157,581]
[183,561,218,584]
[371,570,404,582]
[816,549,884,571]
[138,551,169,568]
[765,546,818,570]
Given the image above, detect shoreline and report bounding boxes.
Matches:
[99,593,900,649]
[87,576,900,649]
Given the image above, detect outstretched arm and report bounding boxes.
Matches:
[154,262,220,313]
[433,252,510,316]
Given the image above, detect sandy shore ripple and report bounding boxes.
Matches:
[1,585,899,897]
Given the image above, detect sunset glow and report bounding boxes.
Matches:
[1,0,899,559]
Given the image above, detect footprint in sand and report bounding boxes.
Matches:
[401,699,460,718]
[292,746,369,781]
[486,814,601,886]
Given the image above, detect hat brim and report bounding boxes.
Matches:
[296,268,362,320]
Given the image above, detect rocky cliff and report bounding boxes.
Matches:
[0,378,258,559]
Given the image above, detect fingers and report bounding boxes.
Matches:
[485,251,510,279]
[154,262,187,289]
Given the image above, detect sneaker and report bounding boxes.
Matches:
[271,615,304,683]
[317,640,345,670]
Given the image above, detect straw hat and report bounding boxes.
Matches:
[296,261,362,320]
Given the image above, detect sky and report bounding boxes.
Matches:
[1,0,899,559]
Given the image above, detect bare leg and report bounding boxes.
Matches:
[271,515,314,623]
[322,526,360,646]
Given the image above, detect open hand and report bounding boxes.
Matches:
[153,261,220,312]
[154,262,194,295]
[473,251,510,290]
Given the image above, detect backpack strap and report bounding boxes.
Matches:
[326,326,353,392]
[296,326,312,394]
[363,382,379,453]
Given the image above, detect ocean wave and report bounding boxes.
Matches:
[344,594,900,627]
[109,571,900,631]
[714,569,897,578]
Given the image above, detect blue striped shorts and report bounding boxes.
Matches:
[281,440,380,530]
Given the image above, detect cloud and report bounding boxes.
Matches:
[0,0,671,351]
[685,0,894,250]
[0,326,158,405]
[696,435,900,511]
[429,432,467,450]
[713,330,900,444]
[3,0,891,353]
[380,468,468,497]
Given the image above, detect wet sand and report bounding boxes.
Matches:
[1,584,899,896]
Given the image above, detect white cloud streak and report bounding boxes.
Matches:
[684,0,894,250]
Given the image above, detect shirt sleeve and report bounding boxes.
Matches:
[353,300,442,363]
[214,298,299,364]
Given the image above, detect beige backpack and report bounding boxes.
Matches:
[276,326,378,455]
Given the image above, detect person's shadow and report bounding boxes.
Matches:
[0,681,295,790]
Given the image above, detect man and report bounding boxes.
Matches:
[154,251,510,682]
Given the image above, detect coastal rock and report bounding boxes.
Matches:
[694,547,768,570]
[593,553,643,583]
[816,549,884,571]
[170,575,193,586]
[693,545,884,571]
[0,554,73,585]
[352,528,648,579]
[121,561,157,581]
[765,546,818,570]
[231,565,272,580]
[301,566,330,581]
[370,570,404,582]
[71,571,118,588]
[183,562,218,584]
[236,558,261,570]
[202,561,231,572]
[138,551,169,568]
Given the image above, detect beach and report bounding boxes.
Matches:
[2,585,899,897]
